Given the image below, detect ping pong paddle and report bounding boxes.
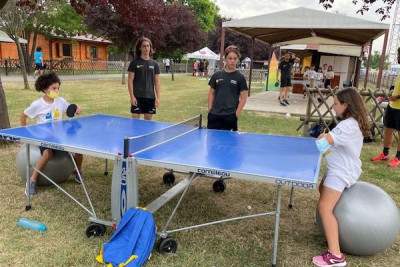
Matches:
[274,81,280,87]
[66,104,77,118]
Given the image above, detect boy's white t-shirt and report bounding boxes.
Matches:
[325,117,363,187]
[24,97,70,124]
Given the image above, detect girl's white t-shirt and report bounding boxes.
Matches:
[325,117,363,187]
[24,97,70,124]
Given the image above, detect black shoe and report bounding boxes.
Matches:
[283,99,290,105]
[317,98,323,103]
[280,101,287,106]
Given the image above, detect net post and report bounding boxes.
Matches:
[123,137,129,158]
[199,114,202,128]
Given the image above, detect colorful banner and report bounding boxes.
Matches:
[267,51,279,91]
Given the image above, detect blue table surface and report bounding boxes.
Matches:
[0,114,321,183]
[0,114,172,155]
[135,129,321,183]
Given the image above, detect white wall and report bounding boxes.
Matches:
[320,55,356,86]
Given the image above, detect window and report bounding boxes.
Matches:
[90,46,97,59]
[86,45,98,60]
[55,43,60,57]
[62,44,72,57]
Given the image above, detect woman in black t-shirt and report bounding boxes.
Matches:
[207,45,248,131]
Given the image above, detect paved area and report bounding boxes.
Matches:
[244,90,334,117]
[244,91,308,116]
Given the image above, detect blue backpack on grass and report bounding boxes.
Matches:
[96,207,156,267]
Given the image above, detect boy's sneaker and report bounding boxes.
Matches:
[283,99,290,105]
[312,251,346,266]
[280,101,287,107]
[388,157,400,168]
[24,181,36,196]
[73,170,83,184]
[371,153,390,162]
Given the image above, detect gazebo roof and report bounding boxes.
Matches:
[222,7,389,46]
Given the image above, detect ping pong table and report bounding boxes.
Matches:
[0,114,321,266]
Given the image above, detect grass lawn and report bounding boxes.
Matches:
[0,75,399,266]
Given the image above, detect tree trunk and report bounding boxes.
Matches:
[121,51,129,85]
[0,76,11,136]
[28,30,39,74]
[171,62,175,81]
[15,39,29,89]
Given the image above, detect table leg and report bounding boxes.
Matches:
[25,144,31,211]
[271,185,282,267]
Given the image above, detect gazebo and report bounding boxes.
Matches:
[186,47,220,74]
[220,7,390,93]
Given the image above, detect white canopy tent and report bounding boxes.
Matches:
[186,47,220,60]
[186,47,220,75]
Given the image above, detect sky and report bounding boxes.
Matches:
[214,0,395,53]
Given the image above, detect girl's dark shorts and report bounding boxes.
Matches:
[207,112,238,131]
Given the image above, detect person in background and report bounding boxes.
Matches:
[165,58,170,73]
[127,37,161,121]
[193,60,199,76]
[207,45,248,131]
[34,46,44,77]
[276,52,300,106]
[316,67,325,103]
[371,47,400,168]
[325,66,335,89]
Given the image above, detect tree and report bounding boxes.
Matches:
[25,1,85,72]
[0,0,8,9]
[369,50,390,69]
[168,0,219,32]
[207,16,270,61]
[160,3,206,80]
[320,0,396,21]
[74,0,168,84]
[0,0,31,89]
[0,77,11,133]
[76,0,205,82]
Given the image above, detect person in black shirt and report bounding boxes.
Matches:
[207,45,248,131]
[127,37,161,120]
[276,52,300,106]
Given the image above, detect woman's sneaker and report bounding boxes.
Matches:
[312,251,346,266]
[73,170,83,184]
[24,181,36,196]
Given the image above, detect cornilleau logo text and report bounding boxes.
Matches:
[275,179,314,189]
[120,161,127,218]
[197,168,230,177]
[40,143,64,151]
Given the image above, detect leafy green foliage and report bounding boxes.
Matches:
[320,0,396,21]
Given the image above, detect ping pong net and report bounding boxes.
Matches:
[123,115,202,158]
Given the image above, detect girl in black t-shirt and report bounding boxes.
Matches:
[207,45,248,131]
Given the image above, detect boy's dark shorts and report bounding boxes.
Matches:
[280,78,292,88]
[35,63,44,70]
[384,105,400,130]
[131,97,156,114]
[207,112,238,131]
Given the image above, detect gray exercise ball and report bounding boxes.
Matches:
[316,181,400,256]
[16,144,74,186]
